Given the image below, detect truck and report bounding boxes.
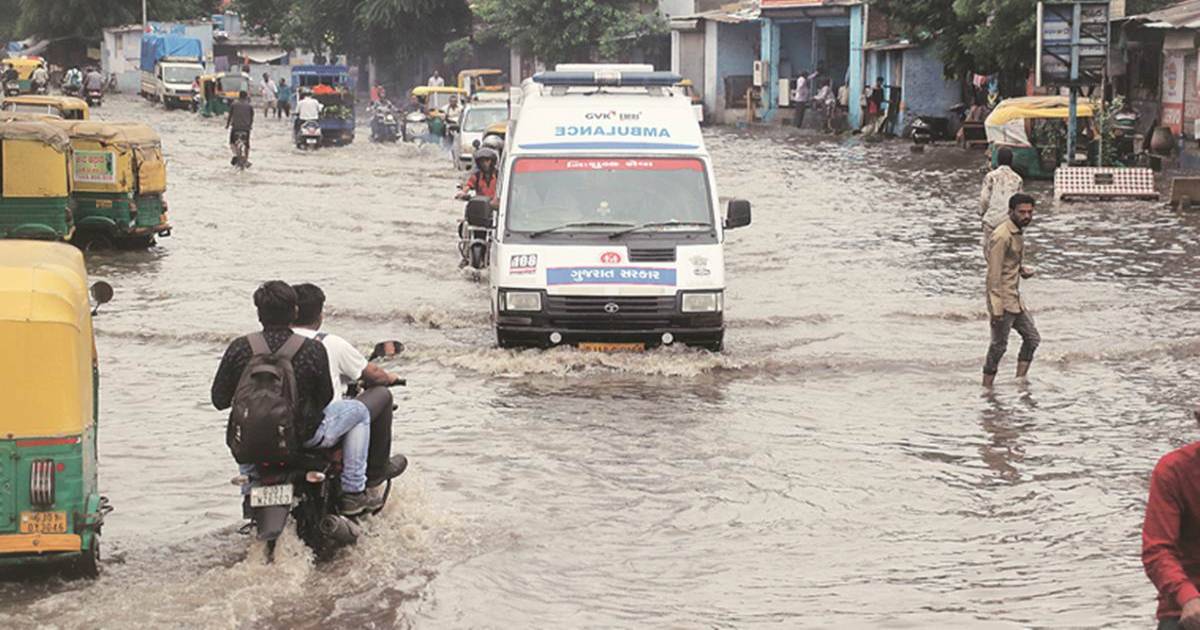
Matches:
[291,65,356,145]
[461,64,752,351]
[139,34,204,109]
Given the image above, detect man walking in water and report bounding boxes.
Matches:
[982,192,1040,387]
[979,147,1024,258]
[1143,407,1200,629]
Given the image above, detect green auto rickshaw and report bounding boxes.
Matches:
[0,119,74,240]
[0,240,112,577]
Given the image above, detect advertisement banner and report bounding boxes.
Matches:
[1164,53,1186,134]
[73,150,117,185]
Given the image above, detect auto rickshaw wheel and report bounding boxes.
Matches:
[71,536,101,579]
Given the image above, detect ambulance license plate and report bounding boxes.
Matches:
[250,484,293,507]
[20,511,67,534]
[578,342,645,352]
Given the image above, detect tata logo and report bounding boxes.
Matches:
[600,251,622,264]
[603,302,620,314]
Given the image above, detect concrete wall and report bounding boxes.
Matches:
[901,43,959,125]
[706,20,758,124]
[779,21,813,82]
[677,30,705,98]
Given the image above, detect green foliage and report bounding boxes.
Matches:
[1092,95,1125,166]
[234,0,470,61]
[473,0,666,65]
[869,0,1038,79]
[443,36,473,67]
[12,0,217,40]
[321,103,353,119]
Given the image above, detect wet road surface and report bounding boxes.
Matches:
[3,95,1200,628]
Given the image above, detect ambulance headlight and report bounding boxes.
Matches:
[503,291,542,312]
[681,292,722,313]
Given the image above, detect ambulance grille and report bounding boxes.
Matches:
[627,247,675,262]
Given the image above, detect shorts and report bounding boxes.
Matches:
[229,129,250,151]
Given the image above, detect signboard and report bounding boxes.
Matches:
[73,150,116,185]
[1163,53,1186,134]
[1037,1,1110,87]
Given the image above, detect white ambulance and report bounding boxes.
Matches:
[463,65,751,351]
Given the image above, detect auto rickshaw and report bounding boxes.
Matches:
[409,86,468,141]
[985,96,1096,179]
[457,68,505,96]
[1,95,90,120]
[676,79,704,123]
[48,120,171,248]
[198,71,250,117]
[4,56,45,93]
[0,119,73,240]
[0,241,112,578]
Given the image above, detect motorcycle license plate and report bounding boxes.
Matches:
[305,138,317,144]
[250,484,293,507]
[579,342,645,352]
[19,511,67,534]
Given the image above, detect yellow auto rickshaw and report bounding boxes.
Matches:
[0,119,73,240]
[985,96,1096,179]
[199,71,250,117]
[0,240,112,578]
[4,56,45,93]
[47,120,171,248]
[1,95,90,120]
[457,68,505,96]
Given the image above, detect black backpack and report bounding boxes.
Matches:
[226,333,305,464]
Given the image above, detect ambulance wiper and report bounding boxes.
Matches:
[528,221,634,238]
[608,221,712,239]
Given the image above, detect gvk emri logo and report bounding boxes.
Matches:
[585,111,642,121]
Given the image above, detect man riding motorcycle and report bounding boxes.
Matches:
[226,90,255,167]
[295,88,323,136]
[457,148,500,207]
[63,66,83,95]
[30,63,48,94]
[292,283,406,505]
[211,281,380,516]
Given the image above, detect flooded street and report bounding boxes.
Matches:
[4,94,1200,628]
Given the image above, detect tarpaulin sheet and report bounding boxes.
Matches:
[140,34,203,72]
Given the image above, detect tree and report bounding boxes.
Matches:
[472,0,667,66]
[12,0,218,40]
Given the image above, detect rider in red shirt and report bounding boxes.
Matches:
[457,148,499,207]
[1144,409,1200,629]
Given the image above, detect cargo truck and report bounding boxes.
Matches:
[139,34,205,109]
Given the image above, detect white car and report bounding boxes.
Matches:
[454,102,510,170]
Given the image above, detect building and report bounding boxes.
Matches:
[861,7,959,134]
[1115,0,1200,138]
[669,2,761,125]
[102,21,214,94]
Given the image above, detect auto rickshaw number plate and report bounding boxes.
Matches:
[250,484,293,507]
[94,199,113,209]
[19,511,67,534]
[578,342,645,352]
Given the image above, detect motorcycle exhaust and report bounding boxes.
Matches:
[319,514,362,546]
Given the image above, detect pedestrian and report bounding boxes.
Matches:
[867,77,885,128]
[276,78,292,119]
[1143,406,1200,629]
[260,72,277,117]
[982,192,1040,387]
[791,70,810,129]
[979,147,1024,258]
[427,69,444,87]
[814,79,835,132]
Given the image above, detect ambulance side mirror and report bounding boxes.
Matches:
[465,197,493,227]
[724,199,751,229]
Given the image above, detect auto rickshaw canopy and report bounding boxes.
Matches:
[4,56,44,80]
[457,69,505,94]
[0,241,95,438]
[0,120,71,198]
[985,96,1096,148]
[1,95,90,120]
[45,120,165,194]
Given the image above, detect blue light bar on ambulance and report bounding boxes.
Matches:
[532,71,683,88]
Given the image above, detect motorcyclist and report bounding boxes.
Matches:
[31,63,48,93]
[457,148,500,206]
[292,283,407,505]
[1,64,17,85]
[444,95,463,126]
[63,66,82,93]
[481,134,505,160]
[84,67,104,93]
[295,88,323,136]
[226,90,254,167]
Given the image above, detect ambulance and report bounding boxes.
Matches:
[463,64,751,351]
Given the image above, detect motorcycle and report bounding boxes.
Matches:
[402,111,428,143]
[3,80,19,97]
[63,83,81,97]
[296,120,322,150]
[456,193,491,270]
[370,106,400,143]
[237,340,409,561]
[32,80,48,95]
[907,115,950,145]
[85,88,103,107]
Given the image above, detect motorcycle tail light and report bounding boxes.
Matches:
[30,459,55,507]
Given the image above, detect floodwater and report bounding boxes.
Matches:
[2,95,1198,628]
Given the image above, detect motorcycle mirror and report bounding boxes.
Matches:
[370,340,405,361]
[472,139,481,149]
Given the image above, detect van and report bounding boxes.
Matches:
[463,65,751,351]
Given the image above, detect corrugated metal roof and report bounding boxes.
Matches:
[1124,0,1200,28]
[761,0,862,6]
[669,1,760,26]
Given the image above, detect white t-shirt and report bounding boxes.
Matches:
[296,97,323,120]
[428,75,444,87]
[294,327,368,398]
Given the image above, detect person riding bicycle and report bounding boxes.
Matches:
[226,91,255,167]
[456,148,500,207]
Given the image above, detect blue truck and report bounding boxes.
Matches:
[291,65,356,145]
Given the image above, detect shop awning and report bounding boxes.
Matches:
[239,48,287,64]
